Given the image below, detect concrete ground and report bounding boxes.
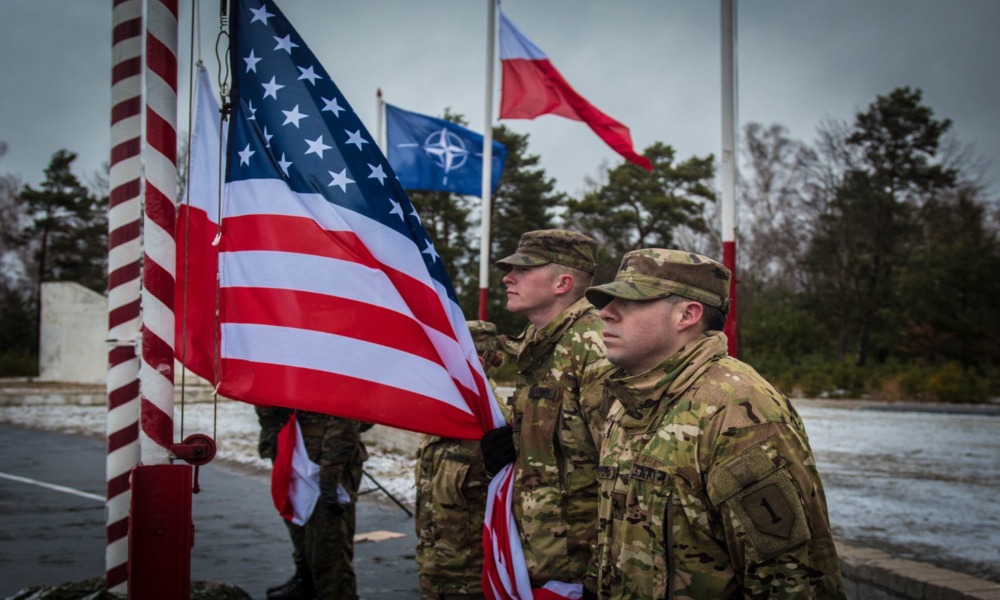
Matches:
[0,423,418,599]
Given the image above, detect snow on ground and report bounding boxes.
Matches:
[0,399,420,511]
[798,402,1000,581]
[1,397,998,582]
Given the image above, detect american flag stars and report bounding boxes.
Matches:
[232,0,441,269]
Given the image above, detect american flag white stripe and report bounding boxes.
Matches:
[222,323,475,414]
[224,180,438,282]
[220,251,414,313]
[220,248,480,382]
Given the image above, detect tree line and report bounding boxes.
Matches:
[2,87,997,401]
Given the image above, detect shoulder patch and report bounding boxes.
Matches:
[707,443,810,561]
[740,483,796,538]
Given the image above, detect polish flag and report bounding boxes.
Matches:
[499,11,652,171]
[271,412,321,526]
[175,66,224,383]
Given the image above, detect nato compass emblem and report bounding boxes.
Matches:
[397,127,474,186]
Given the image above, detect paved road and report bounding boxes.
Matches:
[0,423,418,599]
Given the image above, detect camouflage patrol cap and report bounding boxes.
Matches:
[466,320,498,354]
[495,229,598,274]
[585,248,731,312]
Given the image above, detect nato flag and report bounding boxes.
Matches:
[386,104,507,197]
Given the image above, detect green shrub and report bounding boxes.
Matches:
[925,361,990,404]
[0,351,38,377]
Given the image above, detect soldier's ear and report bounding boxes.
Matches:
[552,272,574,296]
[676,301,704,332]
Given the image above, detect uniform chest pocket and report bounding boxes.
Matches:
[623,455,672,541]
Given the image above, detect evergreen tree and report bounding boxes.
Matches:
[20,150,108,330]
[480,125,560,335]
[896,186,1000,369]
[409,188,474,297]
[803,87,956,366]
[562,142,715,284]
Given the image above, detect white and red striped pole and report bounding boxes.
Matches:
[478,0,497,321]
[720,0,739,358]
[106,0,144,592]
[140,0,178,464]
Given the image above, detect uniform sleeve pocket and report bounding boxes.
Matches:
[706,443,810,562]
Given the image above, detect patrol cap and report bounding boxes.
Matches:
[585,248,731,312]
[466,320,498,354]
[495,229,599,275]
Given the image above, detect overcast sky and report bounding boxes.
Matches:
[1,0,998,200]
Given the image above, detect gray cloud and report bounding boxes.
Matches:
[1,0,997,198]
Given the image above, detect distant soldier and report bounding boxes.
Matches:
[585,249,845,599]
[479,230,613,597]
[257,407,369,600]
[415,320,507,600]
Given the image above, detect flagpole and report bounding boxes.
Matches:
[375,88,385,151]
[107,0,144,592]
[478,0,497,321]
[720,0,739,357]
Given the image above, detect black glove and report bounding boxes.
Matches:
[257,433,278,460]
[320,473,347,516]
[320,485,346,516]
[582,587,598,600]
[480,425,515,476]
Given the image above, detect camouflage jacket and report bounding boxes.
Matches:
[509,296,613,588]
[595,331,845,599]
[414,435,490,596]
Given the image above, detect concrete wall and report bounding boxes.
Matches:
[837,541,999,600]
[38,282,106,384]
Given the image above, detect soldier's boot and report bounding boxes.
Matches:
[266,565,316,600]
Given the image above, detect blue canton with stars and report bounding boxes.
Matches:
[227,0,455,299]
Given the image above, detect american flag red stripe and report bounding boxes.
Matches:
[181,1,518,595]
[222,215,457,338]
[222,287,443,364]
[215,192,493,438]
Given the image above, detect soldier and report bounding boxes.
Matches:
[257,407,369,600]
[585,249,845,599]
[414,320,506,600]
[479,229,612,597]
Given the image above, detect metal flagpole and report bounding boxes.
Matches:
[140,0,177,468]
[375,88,385,151]
[720,0,739,358]
[478,0,497,321]
[106,0,144,592]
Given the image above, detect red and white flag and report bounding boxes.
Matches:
[499,11,652,171]
[270,412,321,526]
[175,0,505,441]
[178,3,528,598]
[175,65,224,383]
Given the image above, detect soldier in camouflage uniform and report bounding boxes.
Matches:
[257,407,369,600]
[415,320,506,600]
[585,249,845,599]
[480,230,613,597]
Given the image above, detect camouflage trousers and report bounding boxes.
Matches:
[286,462,362,600]
[415,437,489,599]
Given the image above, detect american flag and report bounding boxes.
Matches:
[194,0,504,439]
